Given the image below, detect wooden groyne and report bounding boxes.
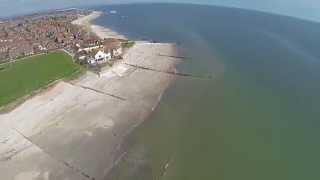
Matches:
[123,63,213,80]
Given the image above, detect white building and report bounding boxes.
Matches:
[38,45,47,51]
[93,50,111,64]
[78,55,86,61]
[78,45,103,53]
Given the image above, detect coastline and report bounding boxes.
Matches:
[72,11,127,40]
[0,10,180,180]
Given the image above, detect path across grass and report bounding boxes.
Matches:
[0,51,81,107]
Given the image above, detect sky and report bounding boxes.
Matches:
[0,0,320,22]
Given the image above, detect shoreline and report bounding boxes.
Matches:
[0,11,180,179]
[72,11,127,40]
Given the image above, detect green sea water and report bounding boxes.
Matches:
[95,3,320,180]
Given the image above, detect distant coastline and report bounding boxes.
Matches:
[72,11,127,40]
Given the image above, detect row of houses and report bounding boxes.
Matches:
[0,9,99,61]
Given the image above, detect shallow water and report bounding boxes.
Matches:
[94,3,320,180]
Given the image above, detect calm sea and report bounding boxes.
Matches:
[94,3,320,180]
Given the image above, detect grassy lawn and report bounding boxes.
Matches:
[0,51,80,107]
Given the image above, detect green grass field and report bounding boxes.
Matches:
[0,51,80,107]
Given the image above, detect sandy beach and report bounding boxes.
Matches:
[0,11,180,180]
[72,11,127,40]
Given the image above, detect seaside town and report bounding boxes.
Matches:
[0,9,127,66]
[0,7,180,180]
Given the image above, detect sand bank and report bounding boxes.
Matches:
[72,11,127,40]
[0,42,180,180]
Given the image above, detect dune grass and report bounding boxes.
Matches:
[0,51,80,107]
